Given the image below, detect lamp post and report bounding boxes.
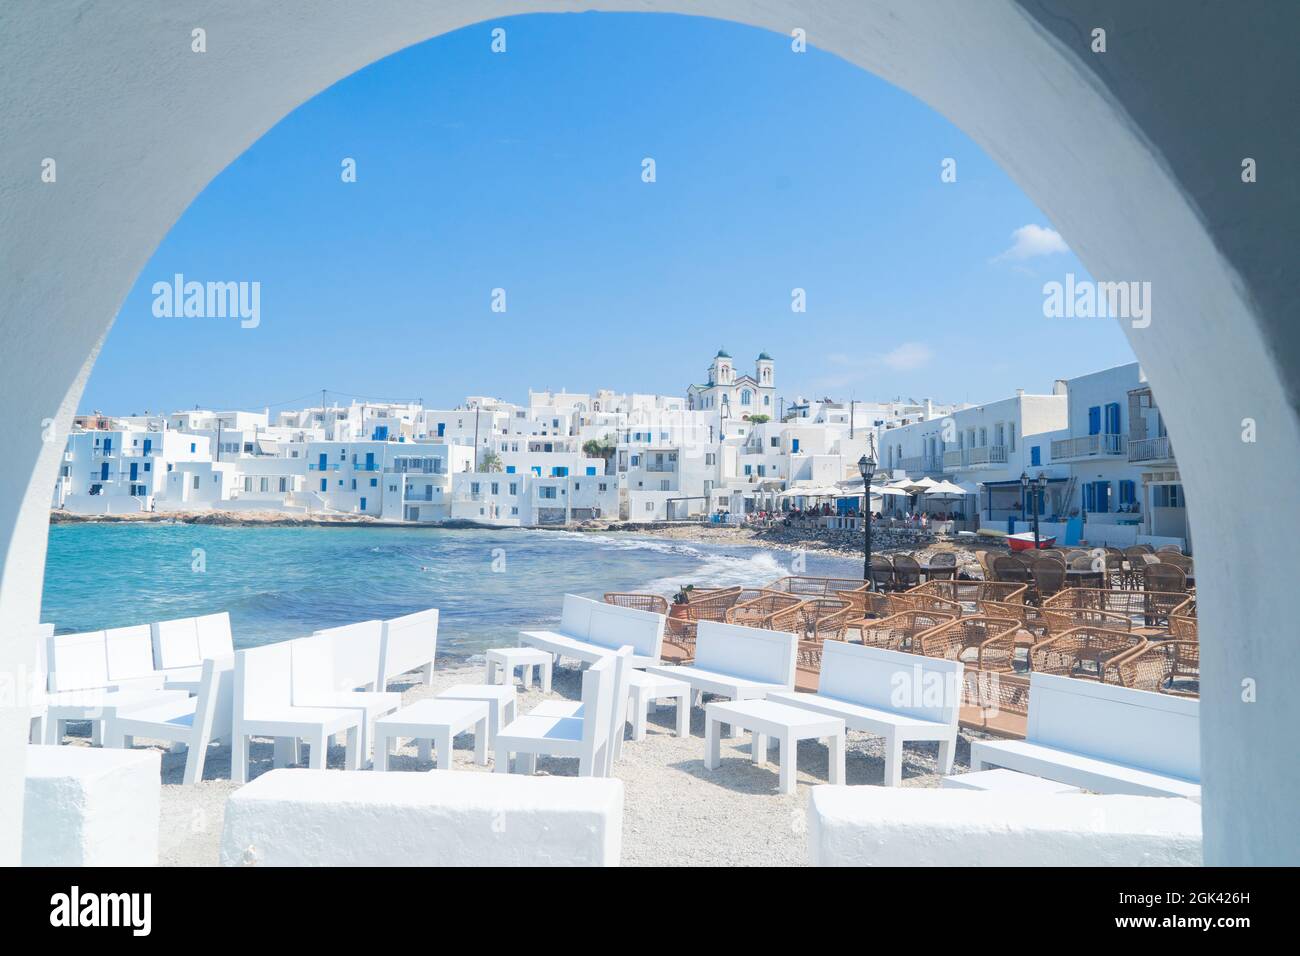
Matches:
[1034,472,1048,548]
[1020,470,1029,529]
[858,450,876,586]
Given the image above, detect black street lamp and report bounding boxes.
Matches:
[1034,472,1049,548]
[1020,470,1029,526]
[858,450,876,586]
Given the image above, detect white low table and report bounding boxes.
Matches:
[435,683,518,744]
[941,768,1081,794]
[627,670,689,740]
[374,699,490,771]
[704,700,845,795]
[487,647,553,693]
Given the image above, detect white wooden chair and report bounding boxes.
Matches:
[969,672,1200,798]
[768,641,963,786]
[520,595,665,669]
[105,623,168,686]
[43,629,188,745]
[231,641,362,783]
[292,632,401,761]
[27,623,54,744]
[522,645,636,769]
[493,648,628,777]
[377,608,439,690]
[105,656,235,784]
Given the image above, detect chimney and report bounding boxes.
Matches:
[924,398,933,419]
[1016,388,1025,398]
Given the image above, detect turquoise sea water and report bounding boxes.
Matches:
[41,524,861,660]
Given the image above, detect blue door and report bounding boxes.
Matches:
[320,478,327,492]
[129,462,138,481]
[365,452,375,471]
[100,462,109,480]
[142,438,152,455]
[1087,406,1101,435]
[792,438,800,453]
[103,438,112,453]
[436,423,445,437]
[360,497,367,512]
[318,453,327,471]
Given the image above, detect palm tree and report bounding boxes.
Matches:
[479,451,504,473]
[582,435,618,473]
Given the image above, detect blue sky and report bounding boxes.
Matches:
[85,12,1134,415]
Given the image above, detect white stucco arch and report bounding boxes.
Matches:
[2,1,1297,865]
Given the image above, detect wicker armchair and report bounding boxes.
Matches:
[835,585,891,618]
[1029,626,1146,682]
[603,592,669,614]
[1155,544,1184,554]
[963,669,1032,736]
[892,588,963,617]
[925,552,958,581]
[1042,587,1186,628]
[916,615,1021,672]
[725,590,804,627]
[1111,640,1199,696]
[1142,562,1188,593]
[778,597,855,668]
[856,610,956,651]
[1041,606,1133,634]
[762,576,865,598]
[1030,561,1067,602]
[663,586,745,658]
[892,554,923,589]
[976,599,1050,668]
[870,555,896,591]
[1169,597,1197,641]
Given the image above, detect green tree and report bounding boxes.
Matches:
[479,451,504,473]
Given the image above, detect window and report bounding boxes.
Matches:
[192,476,201,490]
[370,477,378,487]
[585,466,597,476]
[190,443,196,453]
[491,482,499,495]
[509,483,518,495]
[1030,445,1041,467]
[539,486,557,499]
[645,501,654,512]
[279,477,288,492]
[660,480,670,491]
[598,482,607,492]
[1105,402,1121,435]
[1119,479,1136,505]
[744,464,753,476]
[770,437,780,448]
[259,477,269,493]
[471,482,480,494]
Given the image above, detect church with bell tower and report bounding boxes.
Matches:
[686,349,777,416]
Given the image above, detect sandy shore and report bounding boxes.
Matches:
[58,659,985,866]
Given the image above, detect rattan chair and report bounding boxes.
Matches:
[762,575,865,598]
[892,554,923,590]
[603,592,669,614]
[916,615,1021,672]
[1043,587,1186,628]
[1030,561,1067,602]
[891,588,964,616]
[1169,597,1198,641]
[1155,544,1184,554]
[663,586,744,659]
[776,597,855,668]
[870,555,896,591]
[1111,640,1199,696]
[1142,562,1188,593]
[856,609,956,652]
[1029,626,1146,682]
[725,590,804,628]
[925,552,958,581]
[1042,606,1133,634]
[977,599,1050,668]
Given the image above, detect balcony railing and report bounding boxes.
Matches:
[1051,433,1125,460]
[644,463,676,473]
[898,455,942,474]
[943,445,1008,469]
[1128,435,1174,463]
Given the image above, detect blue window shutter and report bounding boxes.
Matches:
[1105,403,1121,434]
[586,466,596,476]
[1083,483,1094,511]
[320,478,327,492]
[506,465,515,474]
[1087,406,1101,435]
[1030,446,1041,466]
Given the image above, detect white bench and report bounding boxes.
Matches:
[312,620,383,691]
[292,633,402,761]
[969,672,1200,798]
[520,594,665,669]
[44,629,189,745]
[378,608,439,690]
[23,745,161,866]
[644,620,797,731]
[231,642,362,783]
[807,787,1201,866]
[152,612,235,690]
[220,768,623,866]
[768,642,963,786]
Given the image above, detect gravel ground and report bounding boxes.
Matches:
[48,661,987,866]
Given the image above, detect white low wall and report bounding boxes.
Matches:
[221,768,623,866]
[23,745,160,866]
[59,495,148,516]
[807,786,1201,866]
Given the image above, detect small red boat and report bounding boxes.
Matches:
[1007,531,1056,551]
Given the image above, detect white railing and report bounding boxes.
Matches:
[1129,435,1174,463]
[1051,433,1125,459]
[943,446,1008,469]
